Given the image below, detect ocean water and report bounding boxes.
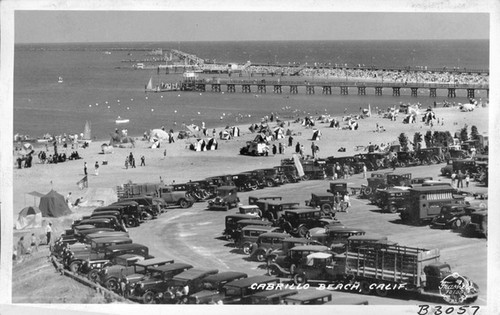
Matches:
[13,40,489,140]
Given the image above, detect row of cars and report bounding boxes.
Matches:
[50,199,370,305]
[219,197,480,303]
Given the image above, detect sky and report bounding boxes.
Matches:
[14,11,490,43]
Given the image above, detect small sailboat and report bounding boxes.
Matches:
[82,120,92,142]
[58,76,63,83]
[115,116,130,124]
[145,77,155,92]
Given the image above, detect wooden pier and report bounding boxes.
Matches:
[178,78,489,98]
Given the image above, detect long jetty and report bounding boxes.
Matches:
[181,78,489,98]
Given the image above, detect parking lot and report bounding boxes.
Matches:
[128,163,488,305]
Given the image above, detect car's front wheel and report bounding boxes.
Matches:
[143,290,156,304]
[179,199,190,208]
[105,278,119,292]
[87,269,100,282]
[242,243,252,255]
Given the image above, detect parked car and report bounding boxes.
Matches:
[119,258,177,297]
[237,225,282,255]
[161,268,219,303]
[221,275,280,304]
[430,205,479,229]
[277,209,338,238]
[129,263,194,304]
[222,214,262,240]
[187,271,248,304]
[248,232,290,262]
[207,186,240,210]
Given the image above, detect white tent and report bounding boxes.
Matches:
[312,129,322,140]
[149,129,169,141]
[220,130,231,140]
[15,206,43,230]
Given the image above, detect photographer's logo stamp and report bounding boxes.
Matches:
[439,272,477,304]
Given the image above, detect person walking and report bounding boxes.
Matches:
[45,222,53,246]
[311,142,316,158]
[94,161,99,176]
[295,142,300,154]
[451,171,457,188]
[272,144,277,155]
[288,135,293,147]
[132,157,136,168]
[83,162,87,176]
[125,157,129,169]
[140,155,146,166]
[465,171,470,188]
[163,149,167,160]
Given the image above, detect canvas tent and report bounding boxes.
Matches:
[38,190,72,217]
[190,138,218,151]
[149,129,169,141]
[15,206,43,230]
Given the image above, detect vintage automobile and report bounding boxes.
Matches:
[221,275,280,304]
[278,209,339,238]
[63,236,133,272]
[430,205,479,229]
[266,245,330,277]
[117,196,162,217]
[153,186,195,209]
[129,263,194,304]
[265,237,323,267]
[400,186,465,225]
[238,205,262,217]
[360,171,393,198]
[258,201,301,222]
[308,226,366,253]
[71,217,126,233]
[207,186,240,210]
[95,254,151,288]
[463,210,487,238]
[273,165,300,183]
[94,203,143,227]
[248,232,290,262]
[305,192,348,213]
[222,214,263,240]
[257,168,287,186]
[230,174,261,191]
[237,225,282,255]
[372,187,411,213]
[161,269,219,304]
[172,182,209,202]
[99,255,174,291]
[187,271,248,304]
[119,258,177,297]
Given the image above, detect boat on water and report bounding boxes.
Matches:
[78,120,92,143]
[145,76,180,93]
[115,116,130,124]
[58,76,63,83]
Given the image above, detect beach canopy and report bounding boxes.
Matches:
[38,190,72,217]
[149,129,169,141]
[15,206,43,230]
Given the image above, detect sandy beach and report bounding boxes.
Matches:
[13,105,488,222]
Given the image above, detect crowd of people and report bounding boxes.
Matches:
[236,65,488,85]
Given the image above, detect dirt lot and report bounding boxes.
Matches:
[12,163,487,306]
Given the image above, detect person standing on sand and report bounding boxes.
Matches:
[272,144,277,155]
[295,142,300,154]
[94,161,99,176]
[84,162,87,176]
[140,155,145,166]
[288,135,293,147]
[30,233,38,253]
[163,149,167,160]
[45,222,52,245]
[125,158,129,170]
[17,237,27,257]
